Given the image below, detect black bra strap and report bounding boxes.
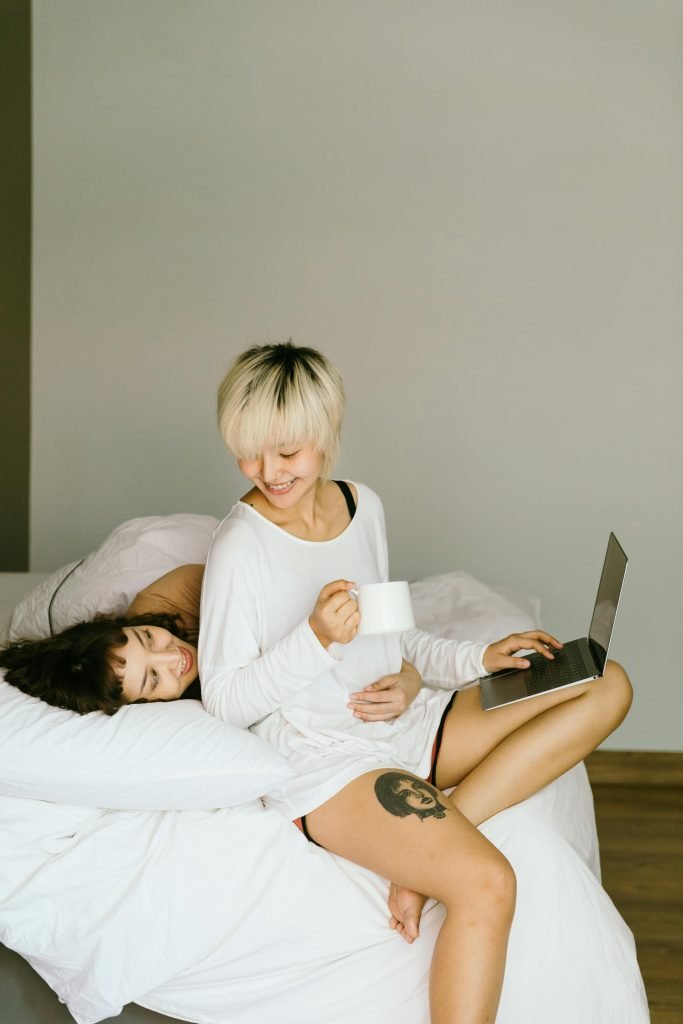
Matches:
[334,479,356,519]
[48,558,85,636]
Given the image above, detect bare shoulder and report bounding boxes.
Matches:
[127,564,204,620]
[145,563,204,594]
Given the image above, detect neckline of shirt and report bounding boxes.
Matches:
[235,481,362,546]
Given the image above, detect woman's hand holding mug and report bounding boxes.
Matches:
[309,580,360,649]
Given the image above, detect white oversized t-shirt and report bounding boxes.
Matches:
[199,483,487,818]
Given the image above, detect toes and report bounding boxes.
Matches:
[387,885,426,942]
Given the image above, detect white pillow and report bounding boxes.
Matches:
[0,572,49,646]
[0,676,291,810]
[9,513,219,641]
[2,513,293,811]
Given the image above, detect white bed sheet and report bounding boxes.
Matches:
[0,569,649,1024]
[1,767,648,1024]
[136,766,648,1024]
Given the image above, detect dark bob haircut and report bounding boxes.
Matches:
[0,613,199,716]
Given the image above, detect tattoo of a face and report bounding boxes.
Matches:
[374,772,448,821]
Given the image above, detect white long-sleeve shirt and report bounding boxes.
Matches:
[199,483,487,818]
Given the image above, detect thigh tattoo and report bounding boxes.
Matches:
[374,772,448,821]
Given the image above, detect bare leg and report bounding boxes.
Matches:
[390,660,632,938]
[436,660,633,824]
[306,770,516,1024]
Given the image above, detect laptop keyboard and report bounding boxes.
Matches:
[525,640,589,694]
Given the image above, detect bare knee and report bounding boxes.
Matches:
[597,659,633,729]
[480,851,517,922]
[445,848,516,927]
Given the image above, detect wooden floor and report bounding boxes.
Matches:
[586,752,683,1024]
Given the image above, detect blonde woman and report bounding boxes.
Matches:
[199,341,632,1024]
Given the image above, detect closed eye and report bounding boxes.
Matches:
[280,450,300,459]
[151,669,159,690]
[131,628,151,696]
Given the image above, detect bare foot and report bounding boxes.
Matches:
[388,882,428,943]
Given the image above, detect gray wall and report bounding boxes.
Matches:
[31,1,682,751]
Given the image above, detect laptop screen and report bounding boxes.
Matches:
[588,533,628,672]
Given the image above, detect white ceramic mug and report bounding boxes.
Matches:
[354,581,415,636]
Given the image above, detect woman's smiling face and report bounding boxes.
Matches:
[113,626,198,703]
[237,443,324,508]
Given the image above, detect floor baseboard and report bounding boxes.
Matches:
[586,750,683,787]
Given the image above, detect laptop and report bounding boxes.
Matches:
[479,532,628,711]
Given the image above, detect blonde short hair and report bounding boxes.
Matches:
[217,342,345,477]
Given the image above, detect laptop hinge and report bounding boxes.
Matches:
[586,635,607,675]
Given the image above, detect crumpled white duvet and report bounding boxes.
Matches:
[0,567,649,1023]
[140,765,650,1024]
[0,765,648,1024]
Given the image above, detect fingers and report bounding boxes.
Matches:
[351,675,399,697]
[329,592,360,621]
[310,581,360,647]
[318,579,357,601]
[493,654,533,671]
[348,702,404,721]
[392,920,417,943]
[348,668,421,721]
[348,691,398,705]
[387,882,422,943]
[499,631,563,660]
[320,583,359,625]
[515,635,561,661]
[483,630,564,673]
[348,677,403,720]
[519,630,563,646]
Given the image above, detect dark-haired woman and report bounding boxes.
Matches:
[0,565,204,714]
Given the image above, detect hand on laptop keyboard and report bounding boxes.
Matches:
[482,630,564,674]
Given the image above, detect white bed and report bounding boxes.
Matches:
[0,517,650,1024]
